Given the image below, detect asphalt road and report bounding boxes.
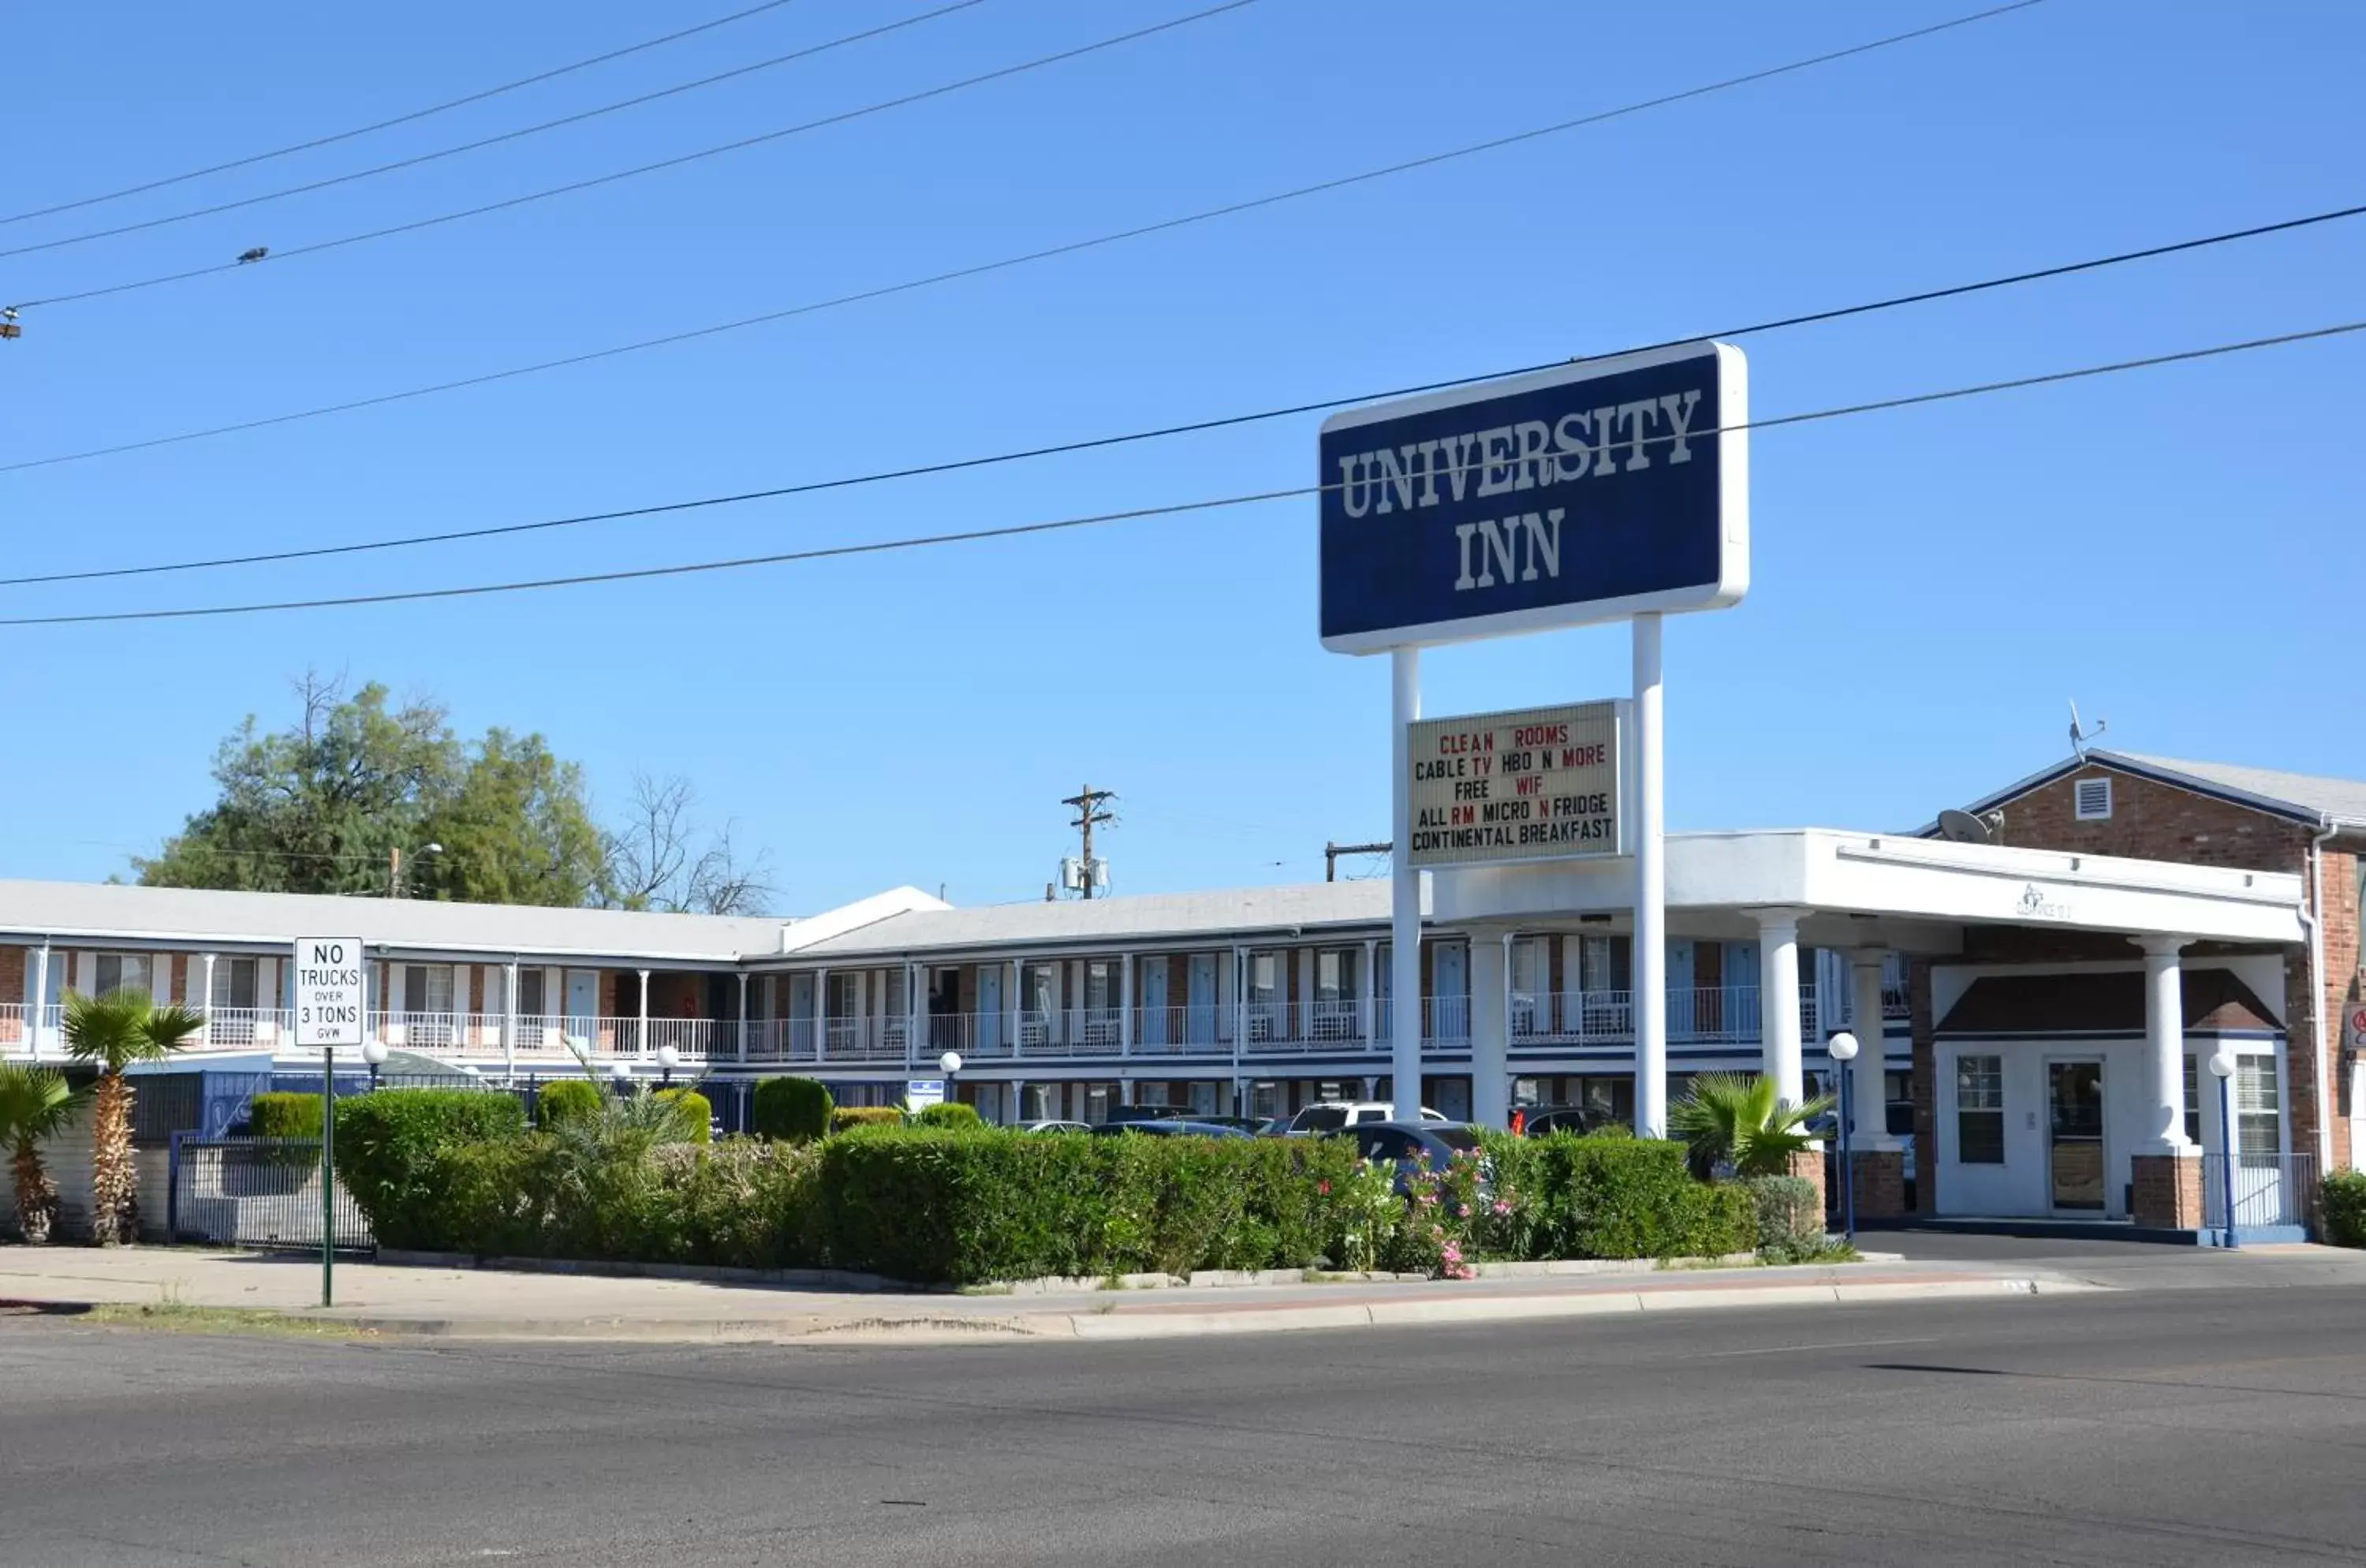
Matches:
[6,1282,2366,1566]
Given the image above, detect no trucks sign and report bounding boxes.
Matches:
[293,937,365,1049]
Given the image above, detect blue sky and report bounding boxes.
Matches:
[4,0,2360,913]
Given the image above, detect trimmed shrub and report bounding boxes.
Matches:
[2323,1170,2366,1249]
[914,1102,983,1129]
[334,1089,528,1251]
[830,1106,904,1133]
[1744,1174,1825,1262]
[655,1088,713,1144]
[246,1092,323,1140]
[535,1079,606,1130]
[1483,1133,1756,1260]
[751,1076,833,1143]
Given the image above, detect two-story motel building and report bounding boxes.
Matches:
[2,750,2357,1236]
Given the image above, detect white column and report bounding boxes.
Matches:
[503,961,520,1080]
[2136,935,2192,1152]
[1750,910,1804,1110]
[1390,645,1424,1121]
[1360,938,1379,1043]
[1006,959,1021,1062]
[1120,952,1134,1058]
[1633,613,1666,1137]
[1469,932,1510,1129]
[199,952,218,1047]
[636,968,651,1057]
[1232,945,1248,1078]
[1849,952,1898,1148]
[737,972,750,1064]
[816,967,831,1062]
[28,941,50,1059]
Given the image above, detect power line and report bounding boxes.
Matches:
[9,0,1265,310]
[1,315,2354,629]
[4,199,2357,588]
[0,0,809,229]
[0,1,991,262]
[0,0,2051,472]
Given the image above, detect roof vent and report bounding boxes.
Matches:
[2073,775,2113,822]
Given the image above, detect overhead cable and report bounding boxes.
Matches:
[2,315,2353,629]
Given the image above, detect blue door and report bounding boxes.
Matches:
[565,969,598,1055]
[1140,958,1169,1048]
[1187,954,1218,1045]
[978,965,1003,1053]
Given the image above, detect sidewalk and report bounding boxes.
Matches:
[0,1244,2125,1343]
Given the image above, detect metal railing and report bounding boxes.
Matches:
[2201,1152,2319,1233]
[166,1135,374,1253]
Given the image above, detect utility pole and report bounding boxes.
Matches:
[1062,784,1117,900]
[387,846,402,899]
[1324,840,1391,882]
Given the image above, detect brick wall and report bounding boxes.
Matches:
[1981,760,2354,1172]
[0,944,22,1008]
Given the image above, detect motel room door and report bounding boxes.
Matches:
[2047,1058,2107,1214]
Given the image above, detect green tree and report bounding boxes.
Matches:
[62,990,206,1245]
[1668,1073,1834,1180]
[0,1063,84,1244]
[136,673,614,907]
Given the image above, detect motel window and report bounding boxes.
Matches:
[1885,1071,1913,1138]
[94,953,154,999]
[209,957,258,1012]
[1315,948,1360,1003]
[1955,1055,2005,1164]
[518,969,548,1019]
[1248,952,1280,1002]
[2183,1056,2202,1148]
[2237,1057,2282,1169]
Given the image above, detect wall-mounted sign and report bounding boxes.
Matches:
[1406,700,1625,868]
[905,1080,946,1111]
[1319,341,1747,654]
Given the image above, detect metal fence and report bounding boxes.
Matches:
[2200,1152,2319,1234]
[167,1136,374,1253]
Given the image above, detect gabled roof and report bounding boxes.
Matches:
[1937,967,2281,1036]
[1945,749,2366,831]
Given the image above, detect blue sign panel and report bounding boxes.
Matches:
[1319,341,1747,653]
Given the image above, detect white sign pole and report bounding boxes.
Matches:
[1633,614,1667,1138]
[1390,647,1424,1121]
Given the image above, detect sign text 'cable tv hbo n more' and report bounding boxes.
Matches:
[1406,700,1625,869]
[1318,340,1748,653]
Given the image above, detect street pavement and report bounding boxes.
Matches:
[5,1256,2366,1564]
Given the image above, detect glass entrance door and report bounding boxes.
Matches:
[2047,1059,2106,1211]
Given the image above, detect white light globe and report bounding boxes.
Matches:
[610,1059,633,1081]
[655,1044,681,1069]
[361,1040,389,1066]
[1827,1031,1860,1063]
[939,1051,964,1076]
[2207,1050,2237,1081]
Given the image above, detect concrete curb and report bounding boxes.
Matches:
[271,1274,2095,1345]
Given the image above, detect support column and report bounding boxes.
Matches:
[1232,945,1248,1081]
[737,971,750,1063]
[199,952,218,1047]
[1847,950,1905,1219]
[1006,959,1021,1062]
[636,969,651,1057]
[1750,911,1805,1110]
[2130,935,2201,1230]
[1390,646,1424,1122]
[504,961,520,1081]
[1360,938,1379,1044]
[816,967,831,1062]
[1469,931,1510,1129]
[1632,614,1666,1137]
[29,940,50,1059]
[1120,952,1134,1058]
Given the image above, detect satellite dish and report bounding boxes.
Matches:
[1938,808,1992,845]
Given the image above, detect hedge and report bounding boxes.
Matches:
[816,1127,1365,1285]
[1482,1133,1758,1260]
[914,1102,982,1129]
[655,1087,714,1144]
[334,1090,528,1250]
[246,1092,323,1140]
[535,1079,606,1130]
[830,1106,904,1133]
[1743,1174,1825,1262]
[2324,1170,2366,1248]
[751,1076,833,1142]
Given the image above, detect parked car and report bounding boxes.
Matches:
[1346,1121,1492,1194]
[1286,1101,1446,1134]
[1104,1104,1188,1126]
[1517,1104,1617,1138]
[1091,1118,1252,1139]
[1017,1119,1090,1133]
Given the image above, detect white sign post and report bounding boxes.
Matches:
[293,937,364,1306]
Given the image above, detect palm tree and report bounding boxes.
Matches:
[1669,1073,1834,1180]
[62,989,206,1245]
[0,1063,84,1244]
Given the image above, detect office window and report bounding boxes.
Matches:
[94,954,154,999]
[2237,1057,2281,1169]
[2182,1055,2202,1148]
[1955,1055,2005,1164]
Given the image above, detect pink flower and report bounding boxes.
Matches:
[1317,1180,1331,1195]
[1491,1199,1512,1215]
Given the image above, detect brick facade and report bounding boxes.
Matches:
[2131,1152,2204,1231]
[1971,759,2356,1174]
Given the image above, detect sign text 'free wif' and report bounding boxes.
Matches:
[293,937,365,1049]
[1319,341,1748,652]
[1407,700,1625,868]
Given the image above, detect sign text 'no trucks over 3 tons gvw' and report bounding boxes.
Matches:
[1319,341,1748,653]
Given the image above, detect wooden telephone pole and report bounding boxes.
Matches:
[1062,784,1117,899]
